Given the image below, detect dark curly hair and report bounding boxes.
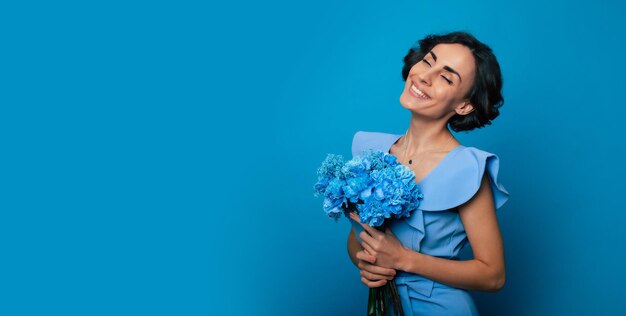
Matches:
[402,31,504,132]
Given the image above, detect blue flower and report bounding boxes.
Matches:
[313,177,329,197]
[325,177,346,201]
[323,197,344,222]
[383,154,398,166]
[343,175,369,203]
[359,184,375,201]
[342,156,368,177]
[314,150,424,227]
[316,154,345,179]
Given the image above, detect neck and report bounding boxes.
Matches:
[403,112,455,155]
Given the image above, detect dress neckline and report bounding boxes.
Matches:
[387,134,464,186]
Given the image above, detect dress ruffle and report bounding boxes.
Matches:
[404,146,510,252]
[415,146,510,211]
[349,131,510,253]
[351,131,400,158]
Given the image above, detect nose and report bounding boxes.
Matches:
[417,68,435,86]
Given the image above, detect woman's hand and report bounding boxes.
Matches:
[349,212,410,272]
[356,248,397,288]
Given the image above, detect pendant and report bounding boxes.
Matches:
[409,159,412,164]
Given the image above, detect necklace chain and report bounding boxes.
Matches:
[401,128,454,166]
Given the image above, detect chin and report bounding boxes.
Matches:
[400,91,431,109]
[399,93,412,110]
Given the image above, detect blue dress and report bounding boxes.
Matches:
[349,131,510,316]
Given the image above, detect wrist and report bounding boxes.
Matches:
[396,246,418,272]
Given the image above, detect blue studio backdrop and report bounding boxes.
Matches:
[1,0,625,315]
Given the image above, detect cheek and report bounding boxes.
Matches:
[450,84,469,101]
[410,63,424,74]
[433,86,457,103]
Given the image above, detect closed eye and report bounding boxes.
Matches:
[423,59,453,85]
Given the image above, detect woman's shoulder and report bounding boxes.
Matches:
[420,145,510,211]
[449,145,502,174]
[351,130,402,158]
[456,145,498,157]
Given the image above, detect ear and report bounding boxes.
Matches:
[454,101,474,116]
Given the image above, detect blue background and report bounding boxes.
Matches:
[1,0,625,315]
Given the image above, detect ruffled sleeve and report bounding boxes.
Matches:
[396,146,510,252]
[351,131,365,158]
[351,131,402,159]
[417,146,510,211]
[349,145,510,253]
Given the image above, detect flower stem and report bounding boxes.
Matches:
[367,288,376,316]
[362,224,405,315]
[378,286,383,315]
[389,279,404,316]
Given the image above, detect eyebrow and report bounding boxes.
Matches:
[428,51,463,83]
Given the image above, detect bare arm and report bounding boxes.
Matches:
[396,173,506,292]
[348,227,397,288]
[347,228,363,267]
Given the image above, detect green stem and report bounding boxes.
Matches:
[376,287,382,315]
[382,283,391,315]
[367,288,376,316]
[389,280,404,316]
[362,223,406,316]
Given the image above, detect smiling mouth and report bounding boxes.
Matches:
[410,82,431,100]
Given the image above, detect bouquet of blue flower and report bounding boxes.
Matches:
[313,149,424,316]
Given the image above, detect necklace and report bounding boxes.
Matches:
[401,128,454,165]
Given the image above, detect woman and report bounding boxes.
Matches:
[347,31,510,315]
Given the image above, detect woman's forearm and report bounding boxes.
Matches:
[397,248,504,292]
[347,228,364,268]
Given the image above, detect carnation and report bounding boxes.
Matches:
[313,149,423,226]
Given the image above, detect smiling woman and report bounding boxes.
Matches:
[400,32,504,132]
[347,31,510,316]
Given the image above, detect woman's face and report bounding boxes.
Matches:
[399,43,477,118]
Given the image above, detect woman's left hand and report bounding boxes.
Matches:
[349,212,410,271]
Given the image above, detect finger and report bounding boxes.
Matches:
[363,248,376,259]
[385,226,394,236]
[361,269,395,281]
[384,226,400,240]
[359,230,377,248]
[359,238,377,257]
[361,270,391,281]
[363,263,397,278]
[356,250,376,263]
[356,219,383,239]
[349,211,360,222]
[361,276,387,288]
[359,260,396,278]
[350,212,382,238]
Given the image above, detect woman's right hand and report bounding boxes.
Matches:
[356,249,397,288]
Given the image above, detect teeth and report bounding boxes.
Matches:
[411,84,430,99]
